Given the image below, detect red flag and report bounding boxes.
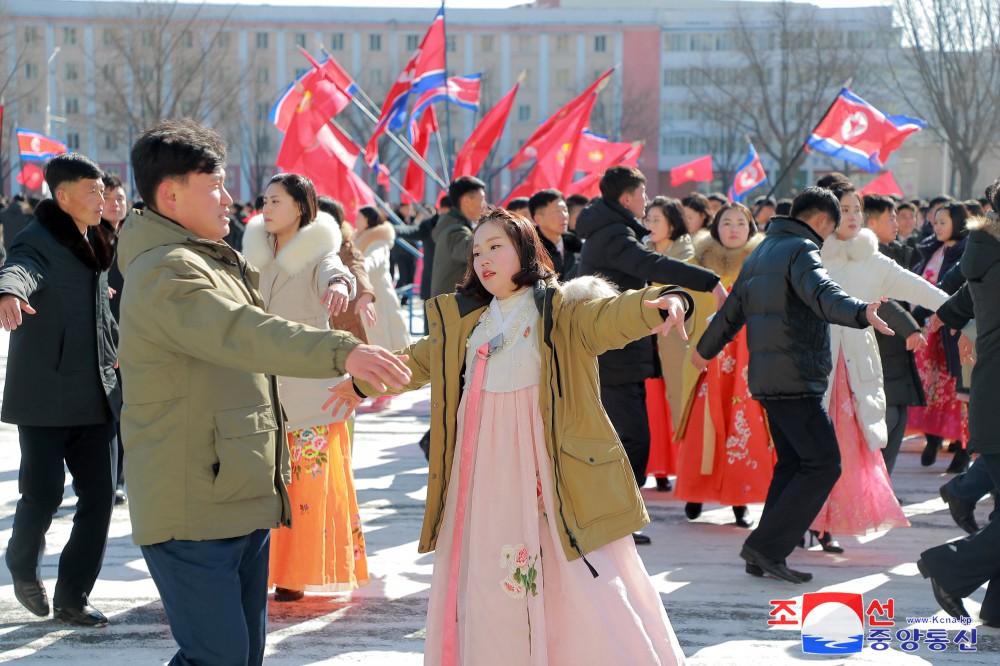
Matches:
[527,94,597,188]
[16,162,45,190]
[508,67,614,171]
[500,173,542,208]
[669,155,713,187]
[376,163,391,190]
[453,82,520,179]
[272,56,351,133]
[16,128,67,160]
[403,106,439,204]
[564,143,643,198]
[298,47,358,96]
[859,171,904,198]
[569,131,635,175]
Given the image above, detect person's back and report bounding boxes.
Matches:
[430,177,486,298]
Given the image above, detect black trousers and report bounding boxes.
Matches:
[746,398,842,561]
[600,382,649,489]
[921,453,1000,623]
[881,404,908,477]
[4,422,116,608]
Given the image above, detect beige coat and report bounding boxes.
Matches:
[243,211,355,431]
[355,222,411,353]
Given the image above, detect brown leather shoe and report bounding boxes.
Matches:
[13,579,49,617]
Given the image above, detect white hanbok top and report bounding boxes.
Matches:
[463,287,541,393]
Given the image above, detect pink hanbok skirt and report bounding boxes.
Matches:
[423,385,686,665]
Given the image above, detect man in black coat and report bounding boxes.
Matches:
[0,154,121,627]
[576,166,724,544]
[694,187,892,583]
[529,188,582,280]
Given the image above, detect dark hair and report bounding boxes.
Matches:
[815,172,851,189]
[986,178,1000,212]
[599,165,646,202]
[448,175,486,206]
[101,172,123,191]
[863,194,895,217]
[267,173,318,228]
[978,196,990,210]
[457,208,555,300]
[775,198,793,216]
[752,195,777,209]
[131,118,227,208]
[680,192,711,231]
[897,200,916,213]
[44,153,102,192]
[935,201,970,241]
[645,196,687,241]
[254,195,265,211]
[508,196,530,213]
[358,206,385,229]
[706,192,729,205]
[826,179,861,209]
[565,193,589,212]
[791,186,842,227]
[928,195,953,209]
[528,188,564,218]
[965,200,985,217]
[317,195,345,223]
[438,194,452,209]
[709,202,758,244]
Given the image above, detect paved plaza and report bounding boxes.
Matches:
[0,330,998,664]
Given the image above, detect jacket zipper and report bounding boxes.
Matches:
[431,298,449,545]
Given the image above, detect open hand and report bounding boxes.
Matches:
[322,282,351,317]
[928,313,945,334]
[645,294,688,340]
[322,379,364,419]
[866,299,894,336]
[0,294,36,331]
[905,331,927,352]
[691,350,709,373]
[355,294,377,328]
[344,344,411,392]
[958,333,976,365]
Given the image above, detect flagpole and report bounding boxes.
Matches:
[441,1,453,173]
[371,192,424,260]
[433,105,452,183]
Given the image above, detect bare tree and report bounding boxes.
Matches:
[0,0,30,193]
[888,0,1000,198]
[686,1,865,195]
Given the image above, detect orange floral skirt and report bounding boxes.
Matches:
[268,422,369,592]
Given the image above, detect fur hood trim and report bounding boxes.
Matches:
[354,221,396,254]
[33,198,115,271]
[967,212,1000,241]
[558,275,619,303]
[693,232,763,278]
[821,227,879,263]
[242,211,343,277]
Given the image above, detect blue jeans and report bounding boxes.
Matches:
[141,529,271,666]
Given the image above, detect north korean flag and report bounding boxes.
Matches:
[17,128,68,161]
[409,74,481,123]
[728,142,767,203]
[807,88,926,173]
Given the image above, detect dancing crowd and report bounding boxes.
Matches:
[1,116,999,665]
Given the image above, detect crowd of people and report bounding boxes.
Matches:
[0,118,999,664]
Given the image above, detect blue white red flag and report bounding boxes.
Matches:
[270,53,354,133]
[17,128,67,161]
[365,6,446,165]
[728,142,768,203]
[806,88,926,173]
[409,74,481,124]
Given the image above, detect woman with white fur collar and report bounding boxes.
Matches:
[243,173,369,602]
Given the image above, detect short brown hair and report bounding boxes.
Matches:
[599,166,646,202]
[457,208,555,300]
[268,173,318,228]
[709,202,758,244]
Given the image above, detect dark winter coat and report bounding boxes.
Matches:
[536,228,582,280]
[948,214,1000,454]
[396,213,438,301]
[575,197,720,385]
[429,208,473,298]
[0,199,121,426]
[697,216,870,400]
[913,235,968,378]
[875,240,925,406]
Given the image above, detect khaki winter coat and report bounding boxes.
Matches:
[117,208,362,546]
[356,277,694,561]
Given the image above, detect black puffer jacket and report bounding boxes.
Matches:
[576,197,720,384]
[875,240,925,406]
[697,216,870,399]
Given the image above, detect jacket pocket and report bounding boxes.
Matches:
[559,436,634,528]
[212,405,279,504]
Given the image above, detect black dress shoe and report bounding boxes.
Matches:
[946,447,971,474]
[917,559,970,620]
[684,503,703,520]
[981,617,1000,629]
[733,505,754,528]
[53,604,109,627]
[13,579,49,617]
[940,485,979,534]
[631,532,651,545]
[114,489,127,506]
[739,545,804,584]
[655,477,672,492]
[274,587,305,602]
[745,562,813,583]
[921,439,939,466]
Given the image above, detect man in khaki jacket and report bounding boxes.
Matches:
[117,118,410,666]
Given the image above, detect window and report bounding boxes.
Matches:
[518,104,531,122]
[661,136,685,155]
[294,67,308,79]
[24,26,40,44]
[257,135,271,152]
[102,28,116,47]
[105,133,118,151]
[662,69,687,86]
[257,68,270,84]
[25,62,39,79]
[517,35,532,53]
[181,30,194,48]
[481,35,495,52]
[256,32,269,49]
[555,69,570,87]
[256,103,270,122]
[140,30,155,47]
[181,100,196,116]
[67,132,80,150]
[65,63,79,81]
[446,36,457,52]
[369,69,383,87]
[594,35,606,53]
[664,33,686,51]
[294,33,307,48]
[140,65,153,83]
[329,33,344,51]
[65,97,80,115]
[555,35,570,52]
[216,32,231,48]
[26,96,40,114]
[406,34,420,52]
[63,27,77,45]
[369,34,382,51]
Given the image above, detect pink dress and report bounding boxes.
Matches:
[810,352,910,536]
[423,289,686,665]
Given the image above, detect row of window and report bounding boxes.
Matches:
[663,30,883,53]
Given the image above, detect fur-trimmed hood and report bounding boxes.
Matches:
[354,220,396,254]
[33,198,116,271]
[821,227,879,264]
[558,274,619,302]
[242,210,342,278]
[692,231,763,279]
[962,212,1000,282]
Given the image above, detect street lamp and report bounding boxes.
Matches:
[44,47,62,136]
